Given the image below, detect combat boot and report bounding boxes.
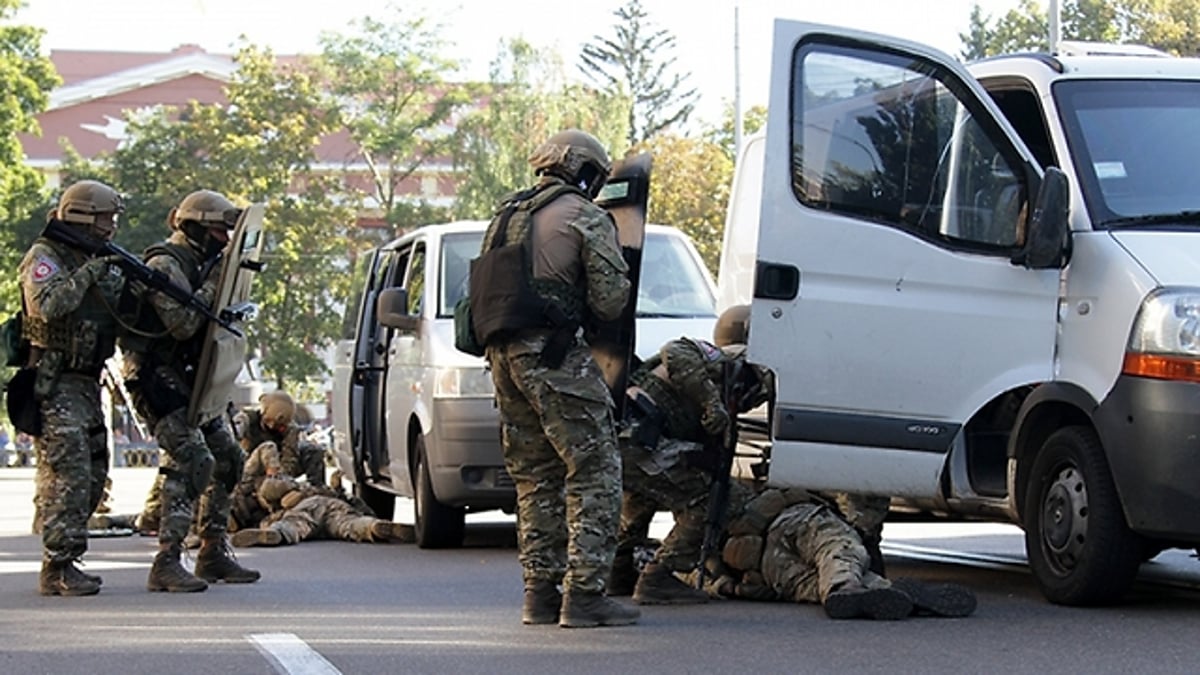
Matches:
[370,521,416,543]
[195,537,261,583]
[632,563,709,605]
[889,578,977,618]
[559,590,640,628]
[824,581,912,620]
[522,580,562,625]
[146,546,207,593]
[231,528,284,548]
[39,559,101,597]
[607,552,638,597]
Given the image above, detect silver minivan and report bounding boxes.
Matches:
[331,220,717,548]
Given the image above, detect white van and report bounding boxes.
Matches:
[730,22,1200,605]
[331,221,717,548]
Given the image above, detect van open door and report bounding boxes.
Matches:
[749,21,1062,498]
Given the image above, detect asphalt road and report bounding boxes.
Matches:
[1,467,1198,675]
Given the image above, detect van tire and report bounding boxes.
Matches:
[1023,425,1142,606]
[414,437,465,549]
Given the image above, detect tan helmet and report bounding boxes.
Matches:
[56,180,124,238]
[713,305,751,347]
[528,129,612,198]
[172,189,238,255]
[260,391,296,432]
[257,476,300,508]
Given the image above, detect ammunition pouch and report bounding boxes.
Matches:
[5,367,42,436]
[625,391,665,449]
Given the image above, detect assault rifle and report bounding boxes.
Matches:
[42,219,242,338]
[695,357,743,590]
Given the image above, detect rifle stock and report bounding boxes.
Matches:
[695,358,742,590]
[41,219,242,337]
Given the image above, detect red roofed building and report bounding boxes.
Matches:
[20,45,461,225]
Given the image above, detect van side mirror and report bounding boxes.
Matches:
[377,287,418,331]
[1013,167,1071,270]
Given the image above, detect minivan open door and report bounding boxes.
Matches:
[749,21,1062,498]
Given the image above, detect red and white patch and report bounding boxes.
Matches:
[30,256,59,283]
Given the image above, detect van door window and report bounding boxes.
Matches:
[791,43,1027,250]
[406,243,426,316]
[439,232,484,318]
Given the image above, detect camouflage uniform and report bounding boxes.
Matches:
[231,477,408,546]
[483,175,630,595]
[691,485,891,605]
[617,339,745,577]
[230,407,325,530]
[20,235,124,578]
[120,226,256,589]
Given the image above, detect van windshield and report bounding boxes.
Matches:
[437,229,716,319]
[1056,79,1200,229]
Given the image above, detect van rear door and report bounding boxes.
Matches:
[750,21,1061,498]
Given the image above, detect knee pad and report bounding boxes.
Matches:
[183,448,216,499]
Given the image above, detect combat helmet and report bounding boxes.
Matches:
[259,391,296,433]
[713,304,751,347]
[171,190,240,257]
[56,180,125,240]
[528,129,613,198]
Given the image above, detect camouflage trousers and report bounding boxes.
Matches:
[618,437,711,573]
[150,409,243,546]
[261,495,381,544]
[832,492,890,548]
[487,335,622,594]
[760,502,888,605]
[34,374,109,563]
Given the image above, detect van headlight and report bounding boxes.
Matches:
[433,367,494,398]
[1124,288,1200,382]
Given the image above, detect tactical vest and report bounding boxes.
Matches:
[471,182,589,346]
[21,236,122,374]
[118,239,207,365]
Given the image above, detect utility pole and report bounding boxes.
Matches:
[733,3,743,160]
[1048,0,1061,52]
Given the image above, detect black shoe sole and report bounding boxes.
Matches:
[825,587,912,620]
[890,578,977,618]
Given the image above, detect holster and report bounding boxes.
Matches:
[5,367,42,436]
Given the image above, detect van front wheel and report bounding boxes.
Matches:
[1023,425,1142,606]
[414,436,465,549]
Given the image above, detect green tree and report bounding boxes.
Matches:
[90,45,356,389]
[579,0,698,144]
[961,0,1200,59]
[707,103,767,162]
[452,38,629,219]
[319,11,475,236]
[0,0,61,312]
[632,133,732,275]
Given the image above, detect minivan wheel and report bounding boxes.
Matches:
[414,436,465,549]
[1023,425,1142,606]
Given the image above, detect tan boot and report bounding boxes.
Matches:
[195,537,261,583]
[231,528,284,548]
[147,546,208,593]
[632,563,709,605]
[39,559,101,597]
[370,521,416,543]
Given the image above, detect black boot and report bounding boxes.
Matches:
[824,582,912,620]
[632,563,709,605]
[147,546,207,593]
[559,590,640,628]
[889,578,977,618]
[39,559,101,597]
[522,580,562,625]
[195,537,261,584]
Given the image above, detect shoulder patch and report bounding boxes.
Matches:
[30,256,60,284]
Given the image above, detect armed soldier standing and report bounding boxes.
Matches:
[119,190,259,592]
[612,338,771,605]
[18,180,126,596]
[471,129,638,628]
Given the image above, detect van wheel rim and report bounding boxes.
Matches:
[1041,465,1088,573]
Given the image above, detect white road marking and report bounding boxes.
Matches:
[249,633,342,675]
